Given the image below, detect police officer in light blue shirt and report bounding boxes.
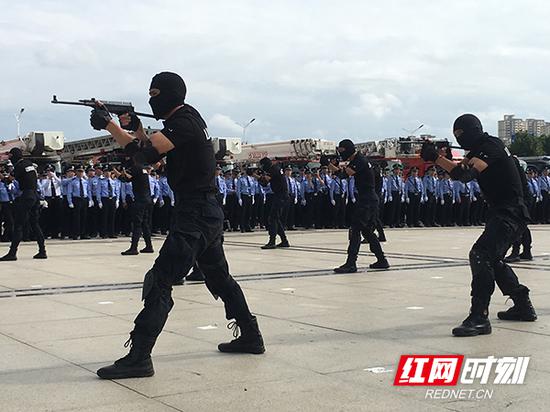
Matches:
[214,166,226,206]
[329,171,347,228]
[67,165,92,240]
[436,170,454,226]
[422,166,438,226]
[236,168,255,232]
[224,170,238,231]
[404,167,424,227]
[526,167,541,222]
[0,174,15,242]
[97,166,120,238]
[453,179,473,226]
[538,167,550,223]
[300,170,316,229]
[157,170,174,235]
[386,165,405,227]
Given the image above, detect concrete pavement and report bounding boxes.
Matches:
[0,226,549,411]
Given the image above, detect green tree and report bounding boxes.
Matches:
[509,132,543,157]
[541,135,550,155]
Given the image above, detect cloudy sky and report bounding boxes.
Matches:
[1,0,549,143]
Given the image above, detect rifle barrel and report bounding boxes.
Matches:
[134,111,156,119]
[51,95,156,119]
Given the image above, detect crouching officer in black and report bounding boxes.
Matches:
[0,148,46,261]
[89,72,264,379]
[326,140,389,273]
[421,114,537,337]
[257,157,290,249]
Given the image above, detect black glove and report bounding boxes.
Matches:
[420,142,439,162]
[120,112,141,132]
[319,155,330,167]
[90,108,112,130]
[445,147,453,160]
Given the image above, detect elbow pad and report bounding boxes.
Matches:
[450,165,478,183]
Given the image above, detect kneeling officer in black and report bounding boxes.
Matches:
[90,72,264,379]
[421,114,537,337]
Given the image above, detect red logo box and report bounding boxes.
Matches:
[394,355,464,386]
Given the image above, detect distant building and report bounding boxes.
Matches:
[498,114,550,145]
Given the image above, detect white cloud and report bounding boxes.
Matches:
[2,0,550,141]
[208,114,242,135]
[353,93,402,118]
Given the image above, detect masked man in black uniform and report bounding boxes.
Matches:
[326,140,390,273]
[89,72,264,379]
[421,114,537,337]
[257,157,290,249]
[0,148,47,261]
[118,163,154,255]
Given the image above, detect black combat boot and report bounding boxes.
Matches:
[218,316,265,354]
[140,246,154,254]
[121,248,139,256]
[97,332,156,379]
[261,239,277,250]
[334,261,358,273]
[33,251,47,259]
[504,246,521,263]
[369,258,390,269]
[519,249,533,261]
[0,252,17,261]
[497,286,537,321]
[452,297,492,337]
[276,239,290,248]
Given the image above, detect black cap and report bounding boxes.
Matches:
[94,164,103,170]
[76,165,85,171]
[65,165,75,173]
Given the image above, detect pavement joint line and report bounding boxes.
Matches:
[492,324,550,337]
[224,240,467,263]
[0,261,469,299]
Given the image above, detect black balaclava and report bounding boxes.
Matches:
[9,148,23,163]
[338,139,356,161]
[453,114,485,150]
[259,157,272,172]
[149,72,187,120]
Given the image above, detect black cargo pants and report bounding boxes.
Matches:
[469,210,529,303]
[133,193,252,339]
[347,199,384,264]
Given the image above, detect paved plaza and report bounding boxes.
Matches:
[0,226,549,411]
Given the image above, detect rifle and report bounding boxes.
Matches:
[51,95,155,119]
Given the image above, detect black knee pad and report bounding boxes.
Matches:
[141,269,174,311]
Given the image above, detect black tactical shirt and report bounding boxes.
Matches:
[265,164,288,197]
[469,135,528,218]
[161,104,217,196]
[128,164,151,203]
[348,152,378,203]
[14,159,38,197]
